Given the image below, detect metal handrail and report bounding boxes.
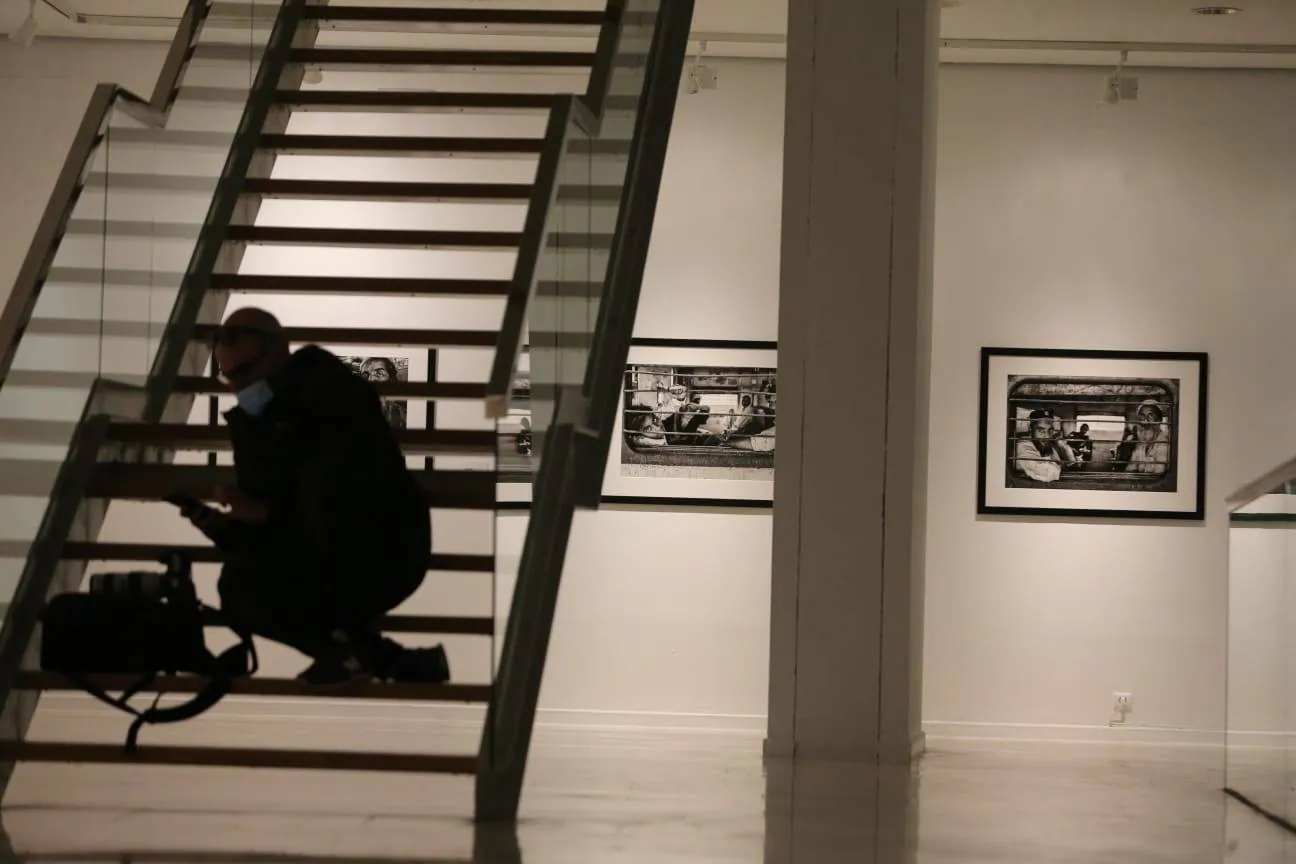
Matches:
[483,0,626,417]
[0,0,208,391]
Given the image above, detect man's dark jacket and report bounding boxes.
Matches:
[223,345,430,579]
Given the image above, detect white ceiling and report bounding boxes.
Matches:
[4,0,1296,68]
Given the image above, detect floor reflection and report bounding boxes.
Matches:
[0,820,521,863]
[0,730,1280,863]
[764,760,918,864]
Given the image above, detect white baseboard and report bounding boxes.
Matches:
[38,696,1270,751]
[32,693,768,744]
[922,720,1225,747]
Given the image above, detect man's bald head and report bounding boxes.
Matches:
[214,307,290,391]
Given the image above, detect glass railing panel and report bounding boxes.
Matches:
[524,122,595,467]
[1227,474,1296,830]
[572,0,654,362]
[0,1,269,612]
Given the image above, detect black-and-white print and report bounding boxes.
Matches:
[343,355,408,430]
[1005,376,1178,493]
[978,347,1208,521]
[497,371,533,482]
[621,364,776,481]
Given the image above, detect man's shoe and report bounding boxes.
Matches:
[296,650,373,688]
[385,644,451,684]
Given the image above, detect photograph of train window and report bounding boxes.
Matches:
[621,364,776,481]
[497,371,533,484]
[1004,375,1179,494]
[342,355,408,430]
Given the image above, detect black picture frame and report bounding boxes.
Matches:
[602,337,778,509]
[977,347,1209,521]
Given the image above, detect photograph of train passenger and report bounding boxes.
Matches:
[342,355,408,430]
[621,364,776,481]
[1004,376,1179,494]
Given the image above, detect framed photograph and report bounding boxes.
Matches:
[977,347,1209,520]
[603,339,777,506]
[342,354,409,430]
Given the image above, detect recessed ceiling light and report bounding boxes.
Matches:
[1192,5,1243,15]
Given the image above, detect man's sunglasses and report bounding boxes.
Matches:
[213,325,273,385]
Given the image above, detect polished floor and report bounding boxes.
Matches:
[0,726,1286,863]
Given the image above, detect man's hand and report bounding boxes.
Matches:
[211,485,269,523]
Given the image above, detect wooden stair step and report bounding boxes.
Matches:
[87,465,497,510]
[243,178,533,202]
[46,267,184,287]
[278,89,560,113]
[275,89,644,114]
[85,172,214,193]
[18,671,491,703]
[210,612,494,637]
[170,374,489,401]
[61,541,494,573]
[175,85,253,105]
[189,322,498,347]
[211,272,511,296]
[257,134,542,156]
[302,6,604,25]
[209,272,508,295]
[104,423,498,456]
[105,128,230,149]
[1,741,477,774]
[224,225,521,249]
[67,219,198,240]
[288,47,596,69]
[241,178,623,204]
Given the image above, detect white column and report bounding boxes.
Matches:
[767,0,939,762]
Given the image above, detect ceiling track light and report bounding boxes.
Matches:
[1192,6,1244,15]
[1103,49,1140,106]
[686,40,718,95]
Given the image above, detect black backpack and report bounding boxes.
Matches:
[40,551,257,752]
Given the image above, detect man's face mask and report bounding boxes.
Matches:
[216,325,276,416]
[236,379,275,417]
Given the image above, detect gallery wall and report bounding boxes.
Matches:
[8,36,1296,740]
[926,65,1296,739]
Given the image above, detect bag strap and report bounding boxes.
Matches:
[64,631,258,754]
[65,671,157,721]
[124,637,257,753]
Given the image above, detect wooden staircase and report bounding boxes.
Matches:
[1,1,611,784]
[0,0,697,824]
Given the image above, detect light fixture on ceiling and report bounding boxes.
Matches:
[8,0,38,47]
[1192,6,1244,15]
[685,40,718,95]
[302,68,324,85]
[1103,50,1140,106]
